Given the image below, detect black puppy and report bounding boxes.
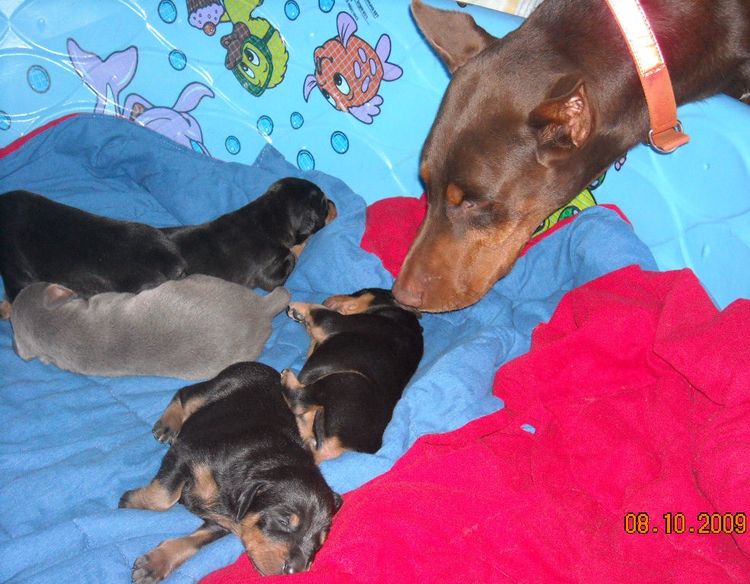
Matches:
[0,177,336,307]
[281,288,423,463]
[119,362,341,583]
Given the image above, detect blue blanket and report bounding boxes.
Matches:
[0,116,657,583]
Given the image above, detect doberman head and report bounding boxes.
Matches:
[393,0,750,312]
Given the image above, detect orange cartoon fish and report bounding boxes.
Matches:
[303,12,403,124]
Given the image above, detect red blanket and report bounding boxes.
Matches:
[203,265,750,583]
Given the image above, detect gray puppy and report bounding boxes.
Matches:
[10,274,290,380]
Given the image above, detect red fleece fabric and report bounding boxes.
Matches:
[202,265,750,583]
[360,194,427,277]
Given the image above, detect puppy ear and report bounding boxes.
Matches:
[312,408,327,451]
[43,284,76,307]
[528,76,593,152]
[236,481,267,521]
[411,0,495,74]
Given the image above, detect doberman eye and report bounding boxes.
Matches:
[333,73,351,95]
[276,513,301,532]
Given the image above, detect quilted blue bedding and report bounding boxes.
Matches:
[0,115,656,583]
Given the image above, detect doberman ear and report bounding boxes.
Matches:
[236,481,268,521]
[411,0,495,74]
[528,76,593,152]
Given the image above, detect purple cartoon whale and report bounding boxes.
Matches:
[123,84,215,155]
[303,12,403,124]
[67,39,138,116]
[67,39,213,154]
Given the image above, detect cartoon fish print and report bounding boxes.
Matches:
[185,0,289,97]
[303,11,403,124]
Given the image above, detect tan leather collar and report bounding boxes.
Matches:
[605,0,690,153]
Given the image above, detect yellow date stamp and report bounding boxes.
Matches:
[624,512,747,535]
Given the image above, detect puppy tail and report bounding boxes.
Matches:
[264,287,292,315]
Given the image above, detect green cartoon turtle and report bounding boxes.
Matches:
[186,0,288,96]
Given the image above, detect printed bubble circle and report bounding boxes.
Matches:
[0,112,10,131]
[27,65,51,93]
[225,135,241,155]
[158,0,177,23]
[284,1,300,20]
[330,131,349,154]
[290,111,304,129]
[319,0,335,13]
[169,50,187,70]
[297,149,315,171]
[257,115,274,136]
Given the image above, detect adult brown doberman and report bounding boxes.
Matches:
[393,0,750,312]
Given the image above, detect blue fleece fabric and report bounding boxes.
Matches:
[0,115,656,583]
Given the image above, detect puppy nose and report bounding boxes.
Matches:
[283,558,307,574]
[283,546,311,574]
[392,279,423,308]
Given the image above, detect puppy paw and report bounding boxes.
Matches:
[152,417,179,445]
[323,292,374,315]
[0,300,11,320]
[290,242,307,258]
[280,368,303,390]
[118,489,137,509]
[132,551,169,584]
[287,302,309,322]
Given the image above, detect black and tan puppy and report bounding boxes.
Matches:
[0,178,336,312]
[281,288,423,463]
[119,362,341,582]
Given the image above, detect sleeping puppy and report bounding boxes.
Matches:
[162,177,337,289]
[0,178,336,311]
[281,288,423,463]
[11,275,290,380]
[119,362,341,582]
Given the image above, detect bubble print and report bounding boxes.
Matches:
[284,1,300,20]
[297,149,315,171]
[330,131,349,154]
[158,0,177,23]
[319,0,335,13]
[290,111,304,129]
[225,135,241,154]
[27,65,50,93]
[168,50,187,70]
[257,115,274,136]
